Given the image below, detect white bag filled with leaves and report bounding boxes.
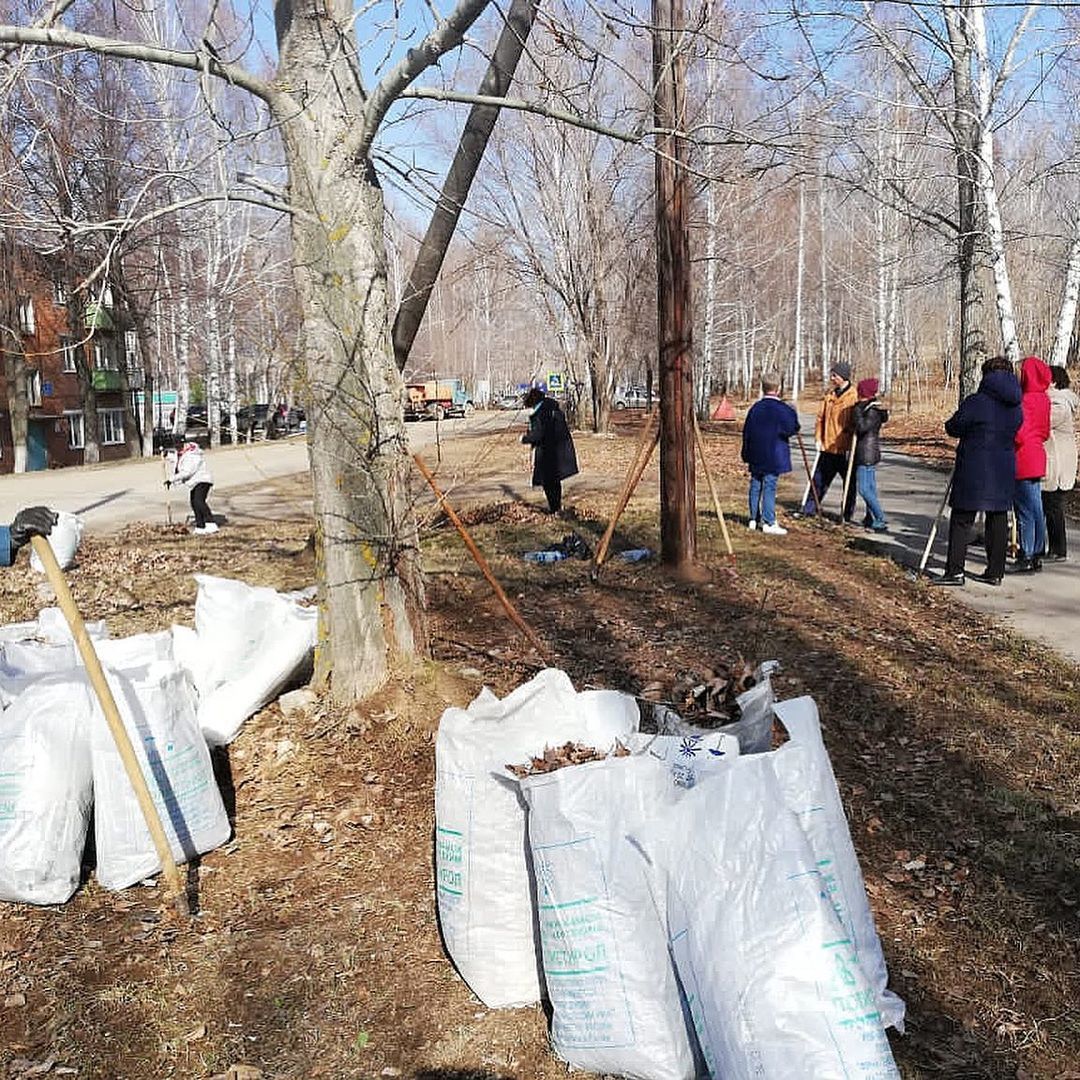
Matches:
[29,510,83,573]
[632,754,900,1080]
[183,575,317,745]
[434,669,638,1009]
[519,753,698,1080]
[91,661,231,890]
[0,639,76,707]
[772,697,906,1031]
[0,675,95,904]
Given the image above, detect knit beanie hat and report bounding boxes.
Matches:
[857,377,879,399]
[830,361,852,381]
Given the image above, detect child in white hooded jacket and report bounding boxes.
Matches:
[165,438,217,534]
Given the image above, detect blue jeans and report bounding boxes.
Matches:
[856,465,886,527]
[1014,478,1046,559]
[748,472,779,525]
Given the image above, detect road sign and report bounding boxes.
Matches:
[547,372,564,393]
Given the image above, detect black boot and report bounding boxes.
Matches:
[1008,558,1035,574]
[932,571,966,586]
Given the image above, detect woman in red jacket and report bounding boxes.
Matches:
[1011,355,1052,573]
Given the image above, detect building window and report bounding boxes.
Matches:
[99,407,125,445]
[26,370,42,407]
[17,297,34,335]
[60,337,78,373]
[125,330,138,370]
[65,411,85,450]
[53,280,67,305]
[93,341,116,370]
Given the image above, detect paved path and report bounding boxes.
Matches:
[806,446,1080,667]
[0,417,458,535]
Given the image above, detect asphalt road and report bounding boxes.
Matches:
[0,416,462,535]
[802,445,1080,668]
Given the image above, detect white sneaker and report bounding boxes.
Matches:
[202,522,219,534]
[191,526,208,535]
[747,520,758,530]
[761,522,788,536]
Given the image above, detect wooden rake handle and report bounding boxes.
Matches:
[412,453,551,662]
[29,535,189,916]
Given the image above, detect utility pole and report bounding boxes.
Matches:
[653,0,696,570]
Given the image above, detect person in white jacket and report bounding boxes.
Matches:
[165,437,217,534]
[1042,365,1079,561]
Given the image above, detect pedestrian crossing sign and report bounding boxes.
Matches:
[547,372,564,393]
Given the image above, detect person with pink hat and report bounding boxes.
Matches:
[853,378,889,532]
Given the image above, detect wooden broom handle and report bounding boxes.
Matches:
[29,535,188,915]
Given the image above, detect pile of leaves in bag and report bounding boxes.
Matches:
[505,739,630,778]
[639,656,757,725]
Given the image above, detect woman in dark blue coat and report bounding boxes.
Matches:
[521,388,578,513]
[935,357,1022,586]
[741,372,800,533]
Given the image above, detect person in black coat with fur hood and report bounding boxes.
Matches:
[521,387,578,513]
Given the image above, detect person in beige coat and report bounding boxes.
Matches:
[1042,366,1079,561]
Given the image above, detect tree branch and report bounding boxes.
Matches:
[401,86,646,144]
[353,0,492,160]
[0,24,290,112]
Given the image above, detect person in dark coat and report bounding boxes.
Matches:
[521,387,578,513]
[852,378,889,532]
[935,356,1023,586]
[0,507,58,567]
[741,371,799,534]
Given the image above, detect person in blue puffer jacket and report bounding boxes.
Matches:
[741,372,800,535]
[0,506,58,567]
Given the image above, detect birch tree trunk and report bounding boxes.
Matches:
[945,5,988,400]
[970,3,1020,366]
[1051,219,1080,368]
[793,176,806,399]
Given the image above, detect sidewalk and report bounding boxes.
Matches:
[811,447,1080,667]
[0,440,313,534]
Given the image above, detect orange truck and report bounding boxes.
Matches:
[404,378,471,421]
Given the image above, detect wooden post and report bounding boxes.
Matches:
[29,536,189,916]
[593,413,660,570]
[840,443,857,523]
[797,433,822,518]
[693,417,734,559]
[412,453,550,660]
[653,0,696,571]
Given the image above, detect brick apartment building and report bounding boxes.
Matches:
[3,253,135,473]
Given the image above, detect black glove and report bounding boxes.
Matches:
[10,506,59,551]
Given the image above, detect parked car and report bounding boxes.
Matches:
[614,386,650,409]
[495,394,522,410]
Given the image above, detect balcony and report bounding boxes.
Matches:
[91,369,122,392]
[84,302,113,331]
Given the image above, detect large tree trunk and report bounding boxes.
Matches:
[653,0,696,571]
[275,0,427,701]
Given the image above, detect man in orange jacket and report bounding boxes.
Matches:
[802,362,858,518]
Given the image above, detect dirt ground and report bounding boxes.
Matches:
[1,411,1078,1080]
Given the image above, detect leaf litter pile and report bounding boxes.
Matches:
[505,740,630,779]
[0,413,1078,1079]
[640,656,757,722]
